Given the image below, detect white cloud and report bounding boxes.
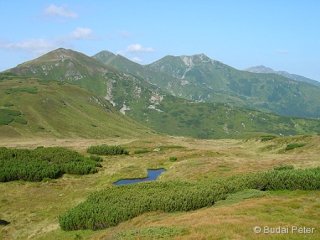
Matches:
[0,39,59,55]
[0,26,97,58]
[126,44,154,53]
[70,27,93,40]
[44,4,77,18]
[116,43,155,63]
[0,27,95,56]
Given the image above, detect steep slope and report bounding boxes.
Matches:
[145,54,320,118]
[246,65,320,87]
[0,78,151,138]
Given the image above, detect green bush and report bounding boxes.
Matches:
[0,147,99,182]
[285,143,306,151]
[0,109,21,125]
[242,167,320,191]
[89,155,103,162]
[87,145,128,155]
[260,135,276,141]
[59,167,320,230]
[169,156,177,162]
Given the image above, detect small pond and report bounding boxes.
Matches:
[113,168,166,186]
[0,219,10,226]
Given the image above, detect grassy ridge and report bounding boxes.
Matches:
[59,167,320,230]
[0,147,101,182]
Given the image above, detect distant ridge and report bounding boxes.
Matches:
[245,65,320,87]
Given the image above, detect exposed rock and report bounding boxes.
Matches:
[120,103,130,115]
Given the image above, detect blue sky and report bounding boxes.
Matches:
[1,0,319,80]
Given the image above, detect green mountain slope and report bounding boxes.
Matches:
[3,48,320,139]
[146,54,320,118]
[130,95,320,139]
[94,51,320,119]
[6,48,164,110]
[0,78,151,138]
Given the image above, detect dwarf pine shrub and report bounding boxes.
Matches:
[0,147,99,182]
[87,145,128,155]
[59,167,320,230]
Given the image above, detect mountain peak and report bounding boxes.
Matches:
[47,48,77,57]
[92,50,118,65]
[245,65,275,73]
[52,47,71,53]
[94,50,116,58]
[179,53,212,67]
[26,48,88,64]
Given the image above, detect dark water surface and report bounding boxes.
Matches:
[0,219,10,226]
[113,168,166,186]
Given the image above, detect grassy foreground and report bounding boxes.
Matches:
[0,135,319,239]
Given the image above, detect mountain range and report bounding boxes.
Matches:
[1,48,320,139]
[94,51,320,119]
